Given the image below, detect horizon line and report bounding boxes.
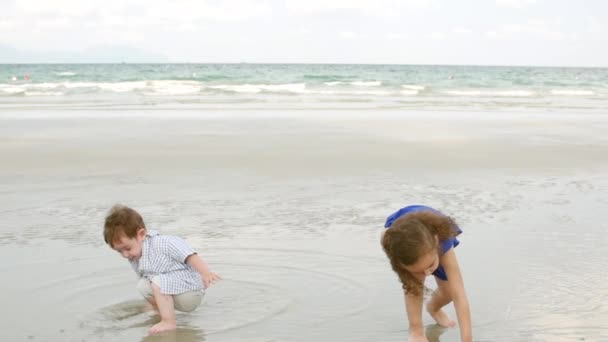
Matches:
[1,62,607,68]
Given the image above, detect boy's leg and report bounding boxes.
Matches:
[137,277,203,313]
[173,290,204,312]
[136,278,158,312]
[426,277,456,327]
[149,280,177,334]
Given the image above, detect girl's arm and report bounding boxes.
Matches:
[440,248,472,342]
[186,254,221,288]
[404,290,428,341]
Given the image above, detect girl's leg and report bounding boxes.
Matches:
[149,282,177,334]
[426,277,456,327]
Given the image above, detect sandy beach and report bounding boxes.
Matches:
[1,109,607,342]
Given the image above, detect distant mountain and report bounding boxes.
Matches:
[0,45,169,63]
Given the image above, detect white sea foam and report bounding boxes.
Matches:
[261,83,307,93]
[29,83,61,89]
[210,83,307,94]
[401,85,425,90]
[210,84,262,93]
[551,90,594,96]
[351,81,382,86]
[316,90,392,96]
[62,82,99,88]
[47,81,148,92]
[25,91,64,96]
[148,81,201,95]
[400,90,419,96]
[0,85,26,94]
[55,72,77,76]
[445,90,482,96]
[488,90,535,97]
[324,81,344,86]
[98,81,148,93]
[446,90,534,97]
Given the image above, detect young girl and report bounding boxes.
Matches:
[381,205,472,342]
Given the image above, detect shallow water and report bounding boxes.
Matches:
[1,111,607,341]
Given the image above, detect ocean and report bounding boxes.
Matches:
[1,64,607,112]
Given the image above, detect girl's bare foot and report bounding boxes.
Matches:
[149,321,176,334]
[427,306,456,328]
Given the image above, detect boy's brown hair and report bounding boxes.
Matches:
[381,210,458,296]
[103,205,146,247]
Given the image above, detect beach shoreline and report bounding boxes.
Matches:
[1,108,607,341]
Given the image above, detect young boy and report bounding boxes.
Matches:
[103,204,221,334]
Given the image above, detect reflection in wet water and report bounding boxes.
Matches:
[425,324,449,342]
[90,298,207,341]
[2,173,608,341]
[141,327,205,342]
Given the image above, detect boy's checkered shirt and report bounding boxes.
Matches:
[129,230,204,295]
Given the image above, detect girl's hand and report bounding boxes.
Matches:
[408,332,429,342]
[202,271,222,288]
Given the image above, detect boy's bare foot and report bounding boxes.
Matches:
[149,321,176,334]
[427,306,456,328]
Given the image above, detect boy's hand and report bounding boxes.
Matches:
[202,271,222,288]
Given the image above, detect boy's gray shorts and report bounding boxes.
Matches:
[136,277,204,312]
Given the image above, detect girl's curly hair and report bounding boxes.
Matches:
[381,210,458,296]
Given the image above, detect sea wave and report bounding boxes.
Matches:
[550,90,594,96]
[315,90,393,96]
[210,83,307,94]
[351,81,382,86]
[445,90,535,97]
[25,91,64,96]
[401,85,425,91]
[0,86,26,95]
[146,81,201,95]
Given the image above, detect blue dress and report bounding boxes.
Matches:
[384,205,462,281]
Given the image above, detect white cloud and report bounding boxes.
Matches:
[13,0,272,22]
[145,0,272,21]
[496,0,537,9]
[485,20,576,41]
[0,0,273,49]
[587,16,605,35]
[385,33,409,40]
[36,17,73,30]
[485,30,498,38]
[451,27,473,35]
[298,28,313,35]
[1,0,605,66]
[15,0,128,16]
[338,31,367,39]
[0,18,15,30]
[286,0,436,15]
[428,32,447,40]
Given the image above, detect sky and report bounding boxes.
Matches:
[0,0,607,66]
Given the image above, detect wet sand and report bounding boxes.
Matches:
[1,109,607,342]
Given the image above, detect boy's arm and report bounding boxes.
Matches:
[185,254,221,288]
[441,248,472,342]
[129,259,142,277]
